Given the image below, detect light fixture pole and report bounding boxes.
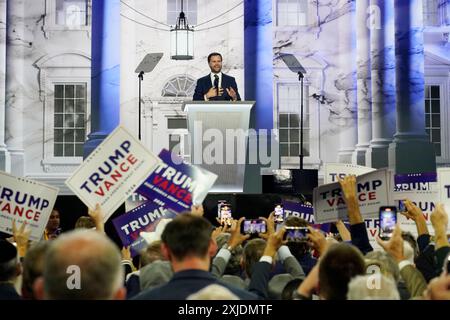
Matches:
[170,0,194,60]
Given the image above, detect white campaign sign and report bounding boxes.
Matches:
[65,126,161,221]
[0,171,59,240]
[313,169,390,224]
[323,163,376,184]
[322,163,381,249]
[438,168,450,214]
[393,189,440,236]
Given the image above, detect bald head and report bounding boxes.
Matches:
[42,229,124,300]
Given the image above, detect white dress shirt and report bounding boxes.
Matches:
[204,72,223,101]
[210,72,222,88]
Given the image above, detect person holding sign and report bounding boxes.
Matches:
[337,175,374,255]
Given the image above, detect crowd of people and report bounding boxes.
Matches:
[0,176,449,300]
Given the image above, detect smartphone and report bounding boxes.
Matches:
[397,200,406,212]
[218,201,232,227]
[241,219,267,235]
[379,206,397,240]
[274,204,284,223]
[283,226,309,242]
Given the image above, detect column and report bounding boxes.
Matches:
[388,0,436,173]
[243,0,274,193]
[5,0,25,175]
[337,2,358,164]
[0,0,10,171]
[244,0,273,131]
[352,0,372,166]
[366,0,396,169]
[120,0,138,136]
[83,0,121,157]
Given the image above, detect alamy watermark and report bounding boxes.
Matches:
[169,120,280,173]
[66,265,81,290]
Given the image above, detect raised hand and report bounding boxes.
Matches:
[206,86,223,99]
[88,203,105,232]
[376,224,405,262]
[121,246,132,262]
[191,204,204,217]
[430,203,449,249]
[307,226,329,257]
[226,87,237,101]
[337,175,363,225]
[259,212,275,240]
[211,224,229,242]
[402,199,424,221]
[401,199,429,236]
[263,227,287,258]
[227,217,250,250]
[12,219,31,257]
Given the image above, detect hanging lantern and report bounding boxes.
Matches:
[170,0,194,60]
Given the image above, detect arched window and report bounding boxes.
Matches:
[161,75,196,97]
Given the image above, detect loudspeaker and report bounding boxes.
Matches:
[262,169,318,198]
[291,169,318,197]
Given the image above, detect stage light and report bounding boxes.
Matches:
[170,0,194,60]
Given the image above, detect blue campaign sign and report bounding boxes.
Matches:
[136,149,217,213]
[281,200,332,233]
[394,172,437,192]
[112,199,177,256]
[282,200,315,224]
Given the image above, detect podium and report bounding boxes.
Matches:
[183,101,255,192]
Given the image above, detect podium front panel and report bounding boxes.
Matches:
[183,101,254,193]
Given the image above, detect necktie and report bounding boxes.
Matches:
[214,74,219,96]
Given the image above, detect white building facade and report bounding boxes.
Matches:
[0,0,448,193]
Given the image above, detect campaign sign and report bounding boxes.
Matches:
[323,163,376,184]
[393,173,441,237]
[112,198,178,256]
[322,164,380,248]
[125,193,147,212]
[0,171,59,241]
[438,168,450,219]
[313,169,390,224]
[394,172,437,187]
[282,200,315,224]
[65,126,161,221]
[137,149,218,213]
[393,172,438,192]
[363,218,382,250]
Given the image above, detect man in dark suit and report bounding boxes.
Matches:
[132,214,260,300]
[193,52,241,101]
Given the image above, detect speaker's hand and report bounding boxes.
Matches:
[226,87,237,101]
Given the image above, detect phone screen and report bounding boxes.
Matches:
[283,227,309,242]
[397,200,406,212]
[241,219,267,234]
[218,201,232,226]
[379,207,397,240]
[274,204,284,223]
